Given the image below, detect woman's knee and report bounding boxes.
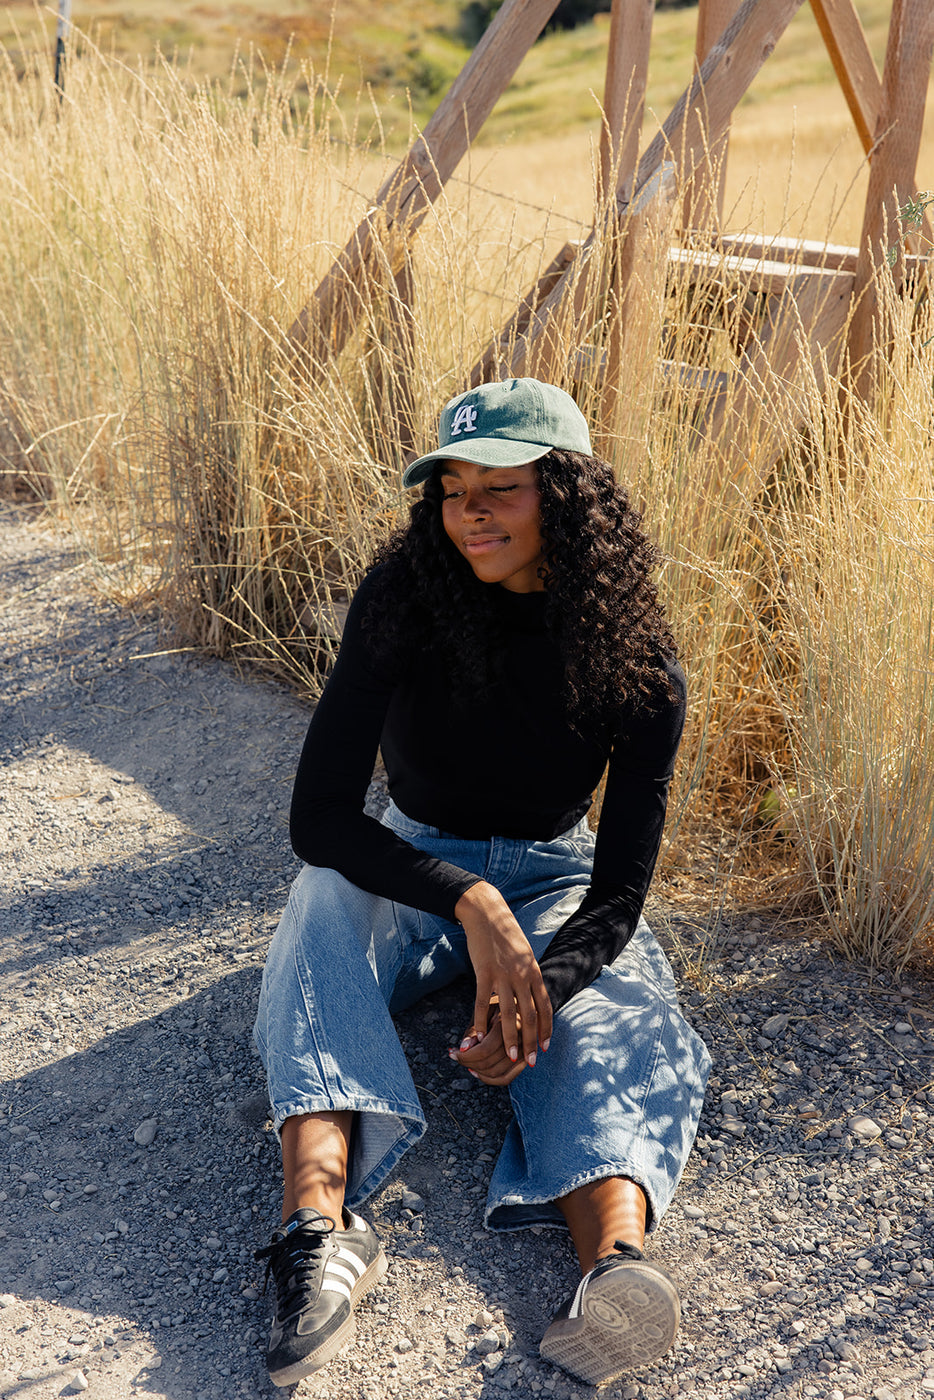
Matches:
[284,864,383,945]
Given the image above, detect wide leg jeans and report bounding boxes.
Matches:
[253,802,711,1232]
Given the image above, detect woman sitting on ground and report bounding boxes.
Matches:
[252,377,711,1390]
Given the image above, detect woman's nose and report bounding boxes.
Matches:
[464,490,490,519]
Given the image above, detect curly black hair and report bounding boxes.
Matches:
[364,449,677,727]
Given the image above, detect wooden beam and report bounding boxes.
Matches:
[599,163,677,448]
[670,244,862,295]
[506,0,807,379]
[681,0,744,230]
[288,0,563,360]
[714,233,860,270]
[691,268,855,540]
[847,0,934,401]
[599,0,655,201]
[809,0,881,154]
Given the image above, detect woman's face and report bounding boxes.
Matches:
[439,459,545,593]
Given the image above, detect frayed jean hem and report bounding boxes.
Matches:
[484,1160,659,1234]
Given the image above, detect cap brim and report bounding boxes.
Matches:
[402,438,551,488]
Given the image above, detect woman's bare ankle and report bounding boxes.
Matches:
[280,1110,353,1227]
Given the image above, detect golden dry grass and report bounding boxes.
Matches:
[1,18,933,972]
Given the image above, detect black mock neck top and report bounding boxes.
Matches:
[289,568,686,1012]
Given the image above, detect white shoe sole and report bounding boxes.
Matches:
[269,1247,388,1388]
[540,1259,680,1387]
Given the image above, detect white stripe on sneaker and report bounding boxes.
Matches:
[334,1246,367,1277]
[320,1271,353,1302]
[326,1261,361,1292]
[568,1273,590,1320]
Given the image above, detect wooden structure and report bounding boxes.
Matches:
[289,0,934,491]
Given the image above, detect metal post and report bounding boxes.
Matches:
[54,0,71,96]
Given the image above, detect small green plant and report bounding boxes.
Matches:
[887,189,933,265]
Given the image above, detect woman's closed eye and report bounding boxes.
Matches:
[442,483,518,500]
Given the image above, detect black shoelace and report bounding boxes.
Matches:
[255,1213,336,1316]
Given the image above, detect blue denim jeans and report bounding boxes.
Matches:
[253,801,711,1233]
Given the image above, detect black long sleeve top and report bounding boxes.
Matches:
[289,568,686,1013]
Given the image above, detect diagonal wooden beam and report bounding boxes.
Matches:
[809,0,881,155]
[506,0,808,379]
[288,0,563,359]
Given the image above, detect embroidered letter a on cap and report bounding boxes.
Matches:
[450,403,478,436]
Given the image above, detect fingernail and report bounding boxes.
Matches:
[527,1051,537,1067]
[542,1038,551,1052]
[468,1070,479,1079]
[460,1039,472,1051]
[448,1049,458,1060]
[508,1046,518,1062]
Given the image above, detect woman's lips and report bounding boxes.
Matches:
[463,535,508,555]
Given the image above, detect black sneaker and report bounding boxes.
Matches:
[254,1207,387,1387]
[539,1242,680,1387]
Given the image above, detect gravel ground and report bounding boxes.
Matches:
[2,500,934,1400]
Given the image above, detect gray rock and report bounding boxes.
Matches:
[849,1115,883,1142]
[133,1119,158,1147]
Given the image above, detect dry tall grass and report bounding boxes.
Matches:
[1,43,932,971]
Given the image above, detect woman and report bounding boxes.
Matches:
[252,377,711,1389]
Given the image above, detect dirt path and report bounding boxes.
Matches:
[2,502,933,1400]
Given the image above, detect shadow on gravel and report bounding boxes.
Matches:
[1,972,596,1399]
[2,967,276,1397]
[0,837,284,983]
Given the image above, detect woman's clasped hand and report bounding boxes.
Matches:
[451,877,553,1082]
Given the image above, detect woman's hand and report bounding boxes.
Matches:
[452,1009,532,1086]
[453,880,553,1068]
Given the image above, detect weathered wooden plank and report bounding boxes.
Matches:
[809,0,881,154]
[705,233,928,279]
[847,0,934,399]
[288,0,563,358]
[669,245,859,296]
[714,233,860,270]
[507,0,807,378]
[600,0,655,200]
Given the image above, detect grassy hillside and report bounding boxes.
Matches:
[4,0,931,244]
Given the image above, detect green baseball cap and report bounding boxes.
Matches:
[402,377,592,488]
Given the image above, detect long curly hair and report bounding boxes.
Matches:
[364,449,678,727]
